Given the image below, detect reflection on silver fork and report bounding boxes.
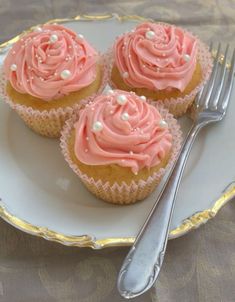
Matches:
[118,43,235,299]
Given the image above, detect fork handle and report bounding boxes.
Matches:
[118,123,203,299]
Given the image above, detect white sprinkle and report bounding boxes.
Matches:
[60,69,71,79]
[159,120,168,128]
[162,53,166,57]
[86,136,89,141]
[34,27,42,33]
[117,94,127,105]
[92,121,103,132]
[91,107,95,111]
[134,171,138,175]
[121,112,129,121]
[85,149,88,153]
[145,30,155,40]
[183,54,191,62]
[122,71,129,78]
[12,50,16,55]
[50,34,58,43]
[78,34,84,39]
[140,95,146,102]
[10,64,17,71]
[110,110,114,114]
[68,45,72,49]
[129,151,133,155]
[106,89,114,95]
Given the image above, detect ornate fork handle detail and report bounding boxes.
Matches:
[117,123,203,299]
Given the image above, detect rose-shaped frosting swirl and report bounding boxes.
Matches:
[114,22,198,92]
[4,24,98,100]
[74,90,172,174]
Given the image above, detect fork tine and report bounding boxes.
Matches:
[208,44,229,109]
[199,43,221,108]
[195,42,214,108]
[218,47,235,112]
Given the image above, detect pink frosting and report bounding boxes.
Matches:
[74,90,172,174]
[4,24,98,100]
[114,22,198,92]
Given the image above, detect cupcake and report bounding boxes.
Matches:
[109,22,212,117]
[0,24,107,137]
[61,89,182,204]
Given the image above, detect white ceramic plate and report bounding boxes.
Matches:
[0,15,234,249]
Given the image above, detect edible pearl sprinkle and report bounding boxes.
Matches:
[50,34,58,43]
[92,121,103,132]
[60,70,71,79]
[117,94,127,105]
[10,64,17,71]
[86,137,89,141]
[129,151,133,155]
[78,34,84,39]
[122,72,129,78]
[140,95,146,102]
[159,120,168,128]
[121,112,129,121]
[183,54,191,62]
[34,27,42,32]
[106,89,114,95]
[145,30,155,40]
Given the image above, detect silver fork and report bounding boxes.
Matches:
[118,43,235,299]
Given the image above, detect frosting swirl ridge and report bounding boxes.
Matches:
[114,22,198,92]
[74,90,172,174]
[4,24,98,100]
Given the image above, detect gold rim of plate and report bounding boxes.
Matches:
[0,13,234,249]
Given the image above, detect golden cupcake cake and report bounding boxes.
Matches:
[1,24,107,137]
[61,89,182,204]
[109,22,212,117]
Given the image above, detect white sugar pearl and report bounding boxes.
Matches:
[106,89,114,95]
[183,54,191,62]
[140,95,146,102]
[122,72,129,78]
[34,27,42,32]
[92,121,103,132]
[50,34,58,43]
[121,112,129,121]
[117,94,127,105]
[78,34,84,39]
[145,30,155,40]
[129,151,133,155]
[159,120,168,128]
[10,64,17,71]
[60,69,71,79]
